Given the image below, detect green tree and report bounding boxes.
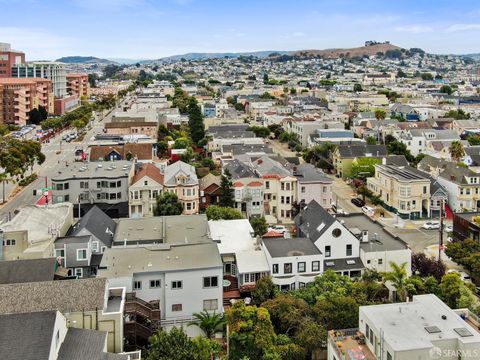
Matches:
[187,97,205,144]
[438,272,463,309]
[353,83,363,92]
[421,72,434,81]
[440,85,453,95]
[444,109,470,120]
[375,108,387,121]
[313,295,359,330]
[248,126,270,138]
[387,140,415,163]
[467,136,480,146]
[201,157,215,170]
[188,310,225,338]
[173,137,190,149]
[349,157,380,179]
[449,140,465,162]
[205,205,243,220]
[0,124,9,136]
[219,170,234,207]
[28,108,43,125]
[156,141,168,156]
[261,294,309,335]
[263,73,269,84]
[227,301,279,360]
[383,262,409,302]
[153,192,183,216]
[0,172,14,204]
[252,276,278,306]
[38,105,48,120]
[366,136,377,145]
[250,216,268,237]
[294,319,326,359]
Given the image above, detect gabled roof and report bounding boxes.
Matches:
[294,163,332,183]
[294,200,337,241]
[0,258,57,284]
[69,206,116,246]
[337,144,387,158]
[89,143,153,161]
[132,163,164,185]
[0,311,57,360]
[251,156,291,178]
[199,173,221,190]
[163,160,198,186]
[224,159,257,179]
[263,237,321,258]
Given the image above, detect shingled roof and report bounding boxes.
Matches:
[132,163,164,185]
[0,258,57,284]
[89,143,152,161]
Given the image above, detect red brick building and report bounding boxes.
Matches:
[0,43,25,78]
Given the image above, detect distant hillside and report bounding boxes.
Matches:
[56,56,117,65]
[464,53,480,60]
[290,43,402,59]
[144,50,289,64]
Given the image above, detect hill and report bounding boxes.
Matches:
[144,50,289,64]
[56,56,117,65]
[290,43,402,59]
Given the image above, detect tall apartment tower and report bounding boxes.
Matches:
[0,43,25,78]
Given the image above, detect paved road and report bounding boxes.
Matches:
[0,103,118,222]
[269,139,299,159]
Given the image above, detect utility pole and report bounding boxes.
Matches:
[438,198,444,262]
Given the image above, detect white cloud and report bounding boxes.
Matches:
[445,23,480,32]
[394,25,433,33]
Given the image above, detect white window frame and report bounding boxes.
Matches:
[203,299,218,311]
[91,241,99,253]
[74,268,83,278]
[55,249,65,258]
[76,249,87,261]
[171,280,182,289]
[203,276,218,288]
[133,280,142,290]
[150,279,161,288]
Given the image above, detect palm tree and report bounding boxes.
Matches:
[383,262,409,302]
[188,310,225,338]
[0,172,14,204]
[449,140,465,162]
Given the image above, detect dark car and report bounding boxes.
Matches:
[351,198,365,207]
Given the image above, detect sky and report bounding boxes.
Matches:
[1,0,480,60]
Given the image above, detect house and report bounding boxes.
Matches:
[0,278,126,353]
[233,178,264,218]
[452,211,480,242]
[129,163,164,217]
[328,294,480,360]
[0,258,60,284]
[88,143,154,162]
[0,203,74,261]
[397,129,459,157]
[163,161,199,215]
[51,160,135,218]
[53,235,100,278]
[332,144,387,179]
[0,311,132,360]
[436,165,480,212]
[199,173,221,211]
[308,129,364,147]
[390,103,419,121]
[367,164,432,219]
[262,237,323,291]
[294,163,333,208]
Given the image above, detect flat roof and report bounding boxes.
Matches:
[52,160,133,181]
[208,219,256,254]
[99,242,222,277]
[236,250,269,274]
[361,294,480,352]
[262,237,321,258]
[339,214,408,252]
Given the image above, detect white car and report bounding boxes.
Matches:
[362,206,375,215]
[268,225,287,234]
[447,269,472,283]
[444,225,453,233]
[422,221,440,230]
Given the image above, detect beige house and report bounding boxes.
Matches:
[129,163,164,218]
[367,164,431,219]
[163,161,199,215]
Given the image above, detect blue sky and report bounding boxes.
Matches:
[1,0,480,60]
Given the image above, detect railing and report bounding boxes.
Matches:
[161,316,196,327]
[125,321,154,339]
[125,293,161,321]
[120,350,142,360]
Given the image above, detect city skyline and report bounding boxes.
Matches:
[1,0,480,60]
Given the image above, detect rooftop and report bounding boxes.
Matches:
[262,237,321,258]
[52,160,134,181]
[208,219,256,254]
[0,258,57,284]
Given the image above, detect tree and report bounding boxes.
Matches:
[383,262,409,302]
[226,301,279,360]
[263,73,269,84]
[0,172,14,204]
[248,126,270,138]
[205,205,243,220]
[201,157,215,170]
[250,216,268,237]
[156,141,168,157]
[294,319,326,359]
[411,253,446,280]
[449,140,465,162]
[387,140,415,163]
[440,85,453,95]
[72,119,86,131]
[438,272,463,309]
[467,136,480,146]
[252,276,277,306]
[187,98,205,144]
[28,108,43,125]
[261,294,309,335]
[421,73,434,81]
[188,310,225,338]
[153,192,183,216]
[313,295,359,330]
[445,239,480,281]
[366,136,377,145]
[219,170,234,208]
[349,157,380,179]
[444,109,470,120]
[38,105,48,120]
[353,83,363,92]
[173,137,190,149]
[374,108,387,121]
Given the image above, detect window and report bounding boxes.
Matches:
[150,279,161,288]
[101,246,107,253]
[272,264,279,274]
[55,249,65,258]
[312,261,320,272]
[172,304,182,312]
[203,299,218,311]
[109,193,117,200]
[325,245,331,258]
[332,228,342,238]
[387,352,392,360]
[5,239,16,246]
[265,181,270,189]
[171,281,182,289]
[284,263,292,274]
[298,262,306,273]
[186,202,192,210]
[76,249,87,261]
[281,183,285,191]
[281,196,285,204]
[92,241,99,252]
[366,324,370,340]
[301,186,306,193]
[423,186,427,194]
[80,181,89,189]
[203,276,218,288]
[144,180,148,186]
[346,244,352,256]
[75,268,83,278]
[378,258,383,265]
[299,282,306,288]
[323,186,327,193]
[133,281,142,290]
[109,181,117,188]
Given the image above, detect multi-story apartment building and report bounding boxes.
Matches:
[66,73,90,98]
[51,160,134,218]
[233,178,264,218]
[436,165,480,212]
[129,163,164,217]
[0,42,25,78]
[367,164,432,219]
[0,77,53,125]
[163,161,199,215]
[332,144,387,179]
[294,163,333,209]
[12,61,67,98]
[328,294,480,360]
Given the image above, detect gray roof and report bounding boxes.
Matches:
[0,258,56,284]
[294,163,332,183]
[0,311,56,360]
[251,156,291,177]
[337,144,387,158]
[324,257,364,271]
[294,200,337,241]
[224,159,257,179]
[51,160,133,181]
[58,328,127,360]
[163,161,198,186]
[0,278,107,315]
[376,165,429,182]
[438,164,479,185]
[222,143,274,155]
[69,206,116,246]
[262,237,321,258]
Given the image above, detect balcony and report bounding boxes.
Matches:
[328,329,376,360]
[125,293,160,321]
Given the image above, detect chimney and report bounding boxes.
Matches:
[382,157,387,165]
[362,230,369,243]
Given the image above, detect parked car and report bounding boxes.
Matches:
[362,206,375,215]
[444,225,453,233]
[268,225,287,234]
[422,221,440,230]
[331,204,348,215]
[351,198,365,207]
[447,269,472,283]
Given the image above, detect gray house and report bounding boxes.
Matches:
[54,235,99,278]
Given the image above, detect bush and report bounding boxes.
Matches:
[18,173,38,186]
